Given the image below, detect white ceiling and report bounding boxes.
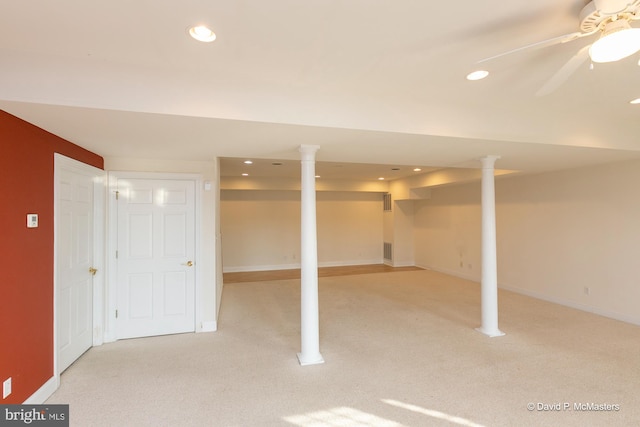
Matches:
[2,1,640,180]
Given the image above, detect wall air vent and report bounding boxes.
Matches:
[383,193,392,212]
[383,242,393,261]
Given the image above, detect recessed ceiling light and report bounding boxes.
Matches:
[189,25,216,42]
[413,168,422,172]
[630,98,640,104]
[315,175,321,178]
[378,177,385,181]
[242,173,249,177]
[243,160,253,164]
[466,70,489,81]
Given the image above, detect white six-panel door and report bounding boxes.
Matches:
[56,164,95,372]
[116,178,196,339]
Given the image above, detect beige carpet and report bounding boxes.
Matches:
[47,269,640,426]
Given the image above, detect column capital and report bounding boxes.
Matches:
[299,145,320,160]
[479,155,501,169]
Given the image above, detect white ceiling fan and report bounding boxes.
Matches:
[473,0,640,96]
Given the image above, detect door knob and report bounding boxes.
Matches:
[183,261,194,267]
[89,267,98,276]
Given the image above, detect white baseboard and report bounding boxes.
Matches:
[499,283,640,327]
[417,264,480,283]
[223,259,384,273]
[200,321,217,332]
[23,376,59,404]
[391,261,416,268]
[319,259,383,268]
[223,263,300,273]
[419,263,640,327]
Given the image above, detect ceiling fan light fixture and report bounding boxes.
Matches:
[589,19,640,63]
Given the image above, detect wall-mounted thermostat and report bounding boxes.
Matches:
[27,214,38,228]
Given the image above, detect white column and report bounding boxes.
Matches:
[476,155,505,337]
[297,144,324,366]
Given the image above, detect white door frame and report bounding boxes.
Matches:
[53,154,105,380]
[105,171,203,342]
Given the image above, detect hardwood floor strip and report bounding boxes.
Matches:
[223,264,423,283]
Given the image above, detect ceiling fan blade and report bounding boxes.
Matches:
[476,32,584,64]
[536,45,591,97]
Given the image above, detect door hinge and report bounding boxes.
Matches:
[115,250,118,259]
[115,310,118,319]
[115,190,119,200]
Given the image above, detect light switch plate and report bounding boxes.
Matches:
[27,214,38,228]
[3,377,11,399]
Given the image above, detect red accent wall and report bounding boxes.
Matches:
[0,110,103,403]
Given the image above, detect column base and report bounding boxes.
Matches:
[297,352,325,366]
[475,327,505,338]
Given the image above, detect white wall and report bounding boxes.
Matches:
[382,198,415,267]
[412,159,640,325]
[413,182,481,279]
[104,157,220,330]
[392,200,415,267]
[221,190,383,271]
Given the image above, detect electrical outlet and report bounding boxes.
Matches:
[3,377,11,399]
[584,287,590,295]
